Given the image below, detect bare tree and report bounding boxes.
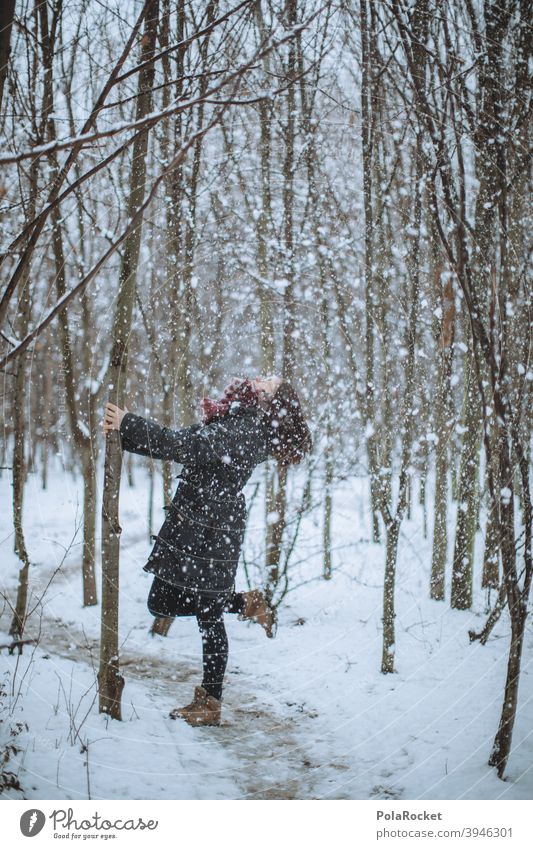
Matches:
[99,1,160,718]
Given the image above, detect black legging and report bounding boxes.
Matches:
[147,576,245,701]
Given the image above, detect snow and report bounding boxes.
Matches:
[1,462,532,800]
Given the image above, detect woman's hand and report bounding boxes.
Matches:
[103,401,128,437]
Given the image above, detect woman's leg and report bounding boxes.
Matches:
[196,595,228,702]
[223,592,245,615]
[147,575,197,618]
[225,589,275,638]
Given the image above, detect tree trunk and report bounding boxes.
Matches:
[99,430,126,717]
[265,463,289,602]
[381,520,400,674]
[9,150,38,638]
[153,1,184,630]
[98,1,159,719]
[9,290,32,637]
[150,0,210,638]
[431,447,448,601]
[39,0,100,608]
[451,352,481,609]
[489,617,526,778]
[9,288,32,638]
[41,354,52,491]
[482,426,500,589]
[81,447,98,606]
[265,0,297,600]
[148,459,155,541]
[321,291,333,582]
[430,266,453,601]
[254,2,277,587]
[0,0,16,114]
[488,417,524,777]
[419,437,429,539]
[360,0,381,544]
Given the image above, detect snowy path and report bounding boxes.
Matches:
[19,605,350,800]
[8,525,350,800]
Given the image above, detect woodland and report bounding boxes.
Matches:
[0,0,531,799]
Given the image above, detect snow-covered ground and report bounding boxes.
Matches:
[1,459,532,800]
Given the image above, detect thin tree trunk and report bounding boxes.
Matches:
[41,359,52,490]
[360,0,381,543]
[266,0,297,600]
[39,0,100,608]
[150,0,209,638]
[431,450,448,601]
[451,352,481,609]
[98,1,159,719]
[148,459,155,541]
[381,520,399,673]
[265,463,289,602]
[254,2,277,587]
[430,265,453,600]
[489,618,526,777]
[419,436,429,539]
[81,449,98,606]
[488,428,525,777]
[9,284,32,638]
[378,15,425,665]
[0,0,16,114]
[9,103,39,638]
[321,296,333,581]
[482,426,500,589]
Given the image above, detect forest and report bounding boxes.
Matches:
[0,0,531,800]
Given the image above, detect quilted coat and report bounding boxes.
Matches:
[119,403,270,596]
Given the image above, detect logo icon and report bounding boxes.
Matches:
[20,809,46,837]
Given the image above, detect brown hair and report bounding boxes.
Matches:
[263,381,313,467]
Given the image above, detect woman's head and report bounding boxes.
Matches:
[261,379,313,467]
[250,375,283,408]
[202,375,312,466]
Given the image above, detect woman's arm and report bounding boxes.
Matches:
[120,412,204,463]
[104,401,207,465]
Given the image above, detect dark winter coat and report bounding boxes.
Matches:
[119,403,270,596]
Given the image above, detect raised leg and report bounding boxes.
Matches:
[223,592,246,615]
[234,589,275,638]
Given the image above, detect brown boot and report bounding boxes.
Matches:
[239,589,275,638]
[169,686,221,727]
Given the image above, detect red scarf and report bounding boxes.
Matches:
[201,377,260,424]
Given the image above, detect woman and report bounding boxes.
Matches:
[103,375,312,727]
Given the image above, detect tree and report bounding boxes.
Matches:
[99,1,160,718]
